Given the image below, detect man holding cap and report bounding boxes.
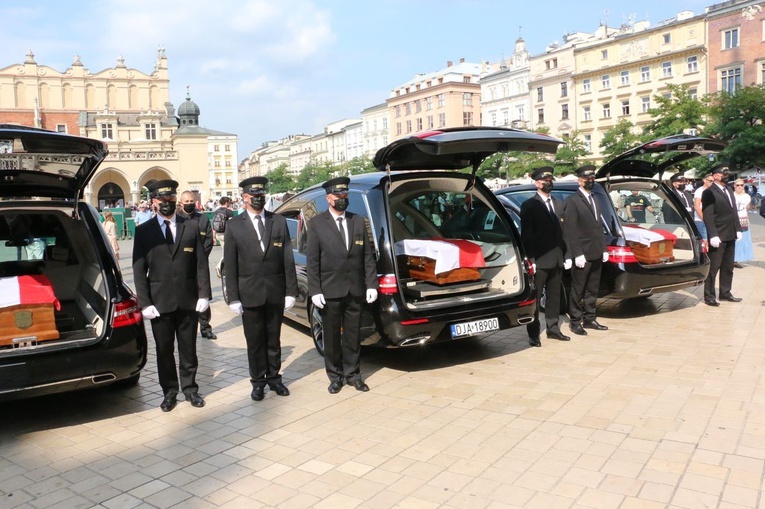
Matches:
[701,164,743,306]
[224,176,298,401]
[520,166,570,347]
[306,176,378,394]
[562,165,609,336]
[133,179,212,412]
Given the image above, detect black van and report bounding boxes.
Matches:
[275,127,563,354]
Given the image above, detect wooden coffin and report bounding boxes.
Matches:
[0,303,59,347]
[628,239,675,264]
[406,256,481,285]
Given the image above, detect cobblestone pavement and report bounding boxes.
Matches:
[2,217,765,508]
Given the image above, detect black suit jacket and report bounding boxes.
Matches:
[179,210,214,257]
[132,215,212,313]
[662,188,694,224]
[520,193,565,269]
[702,184,742,241]
[306,210,377,299]
[562,189,607,261]
[223,210,298,307]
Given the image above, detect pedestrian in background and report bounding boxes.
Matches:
[224,177,298,401]
[693,175,713,239]
[733,178,754,268]
[102,211,119,260]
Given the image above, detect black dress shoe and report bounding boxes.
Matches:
[583,320,608,331]
[202,331,217,340]
[720,294,742,302]
[251,386,265,401]
[570,324,588,336]
[529,337,542,347]
[270,382,290,396]
[187,393,205,408]
[350,380,370,392]
[704,299,720,307]
[328,381,343,394]
[547,331,571,341]
[160,393,177,412]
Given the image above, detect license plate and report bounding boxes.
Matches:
[450,317,499,338]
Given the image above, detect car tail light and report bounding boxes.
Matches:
[607,245,638,264]
[519,298,536,307]
[700,238,708,253]
[378,274,398,295]
[401,318,429,326]
[112,296,143,328]
[523,258,535,276]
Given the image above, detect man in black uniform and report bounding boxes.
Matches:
[178,191,217,340]
[520,167,571,347]
[662,173,694,224]
[562,166,609,336]
[702,164,743,306]
[224,177,298,401]
[133,180,212,412]
[306,176,378,394]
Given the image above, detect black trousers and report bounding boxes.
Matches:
[242,301,284,388]
[321,293,363,384]
[149,309,199,396]
[568,259,602,325]
[527,265,563,339]
[197,307,212,334]
[705,239,735,300]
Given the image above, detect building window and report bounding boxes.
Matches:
[687,56,698,73]
[663,33,671,44]
[662,62,673,78]
[601,75,610,89]
[641,96,651,112]
[416,118,423,131]
[723,27,740,49]
[438,113,446,127]
[689,88,698,99]
[405,103,411,115]
[545,58,558,69]
[620,70,630,86]
[383,118,388,129]
[225,159,232,167]
[762,62,765,84]
[415,100,422,113]
[427,115,434,129]
[214,160,221,168]
[721,67,742,94]
[406,120,412,133]
[226,176,232,184]
[396,122,402,135]
[583,105,591,121]
[516,106,525,121]
[601,49,608,59]
[426,97,433,110]
[621,100,630,116]
[602,103,611,118]
[561,104,569,120]
[463,76,471,83]
[537,87,544,102]
[537,108,545,124]
[584,134,592,152]
[561,82,568,97]
[641,66,651,82]
[463,112,473,126]
[100,123,113,139]
[491,112,497,126]
[225,145,230,151]
[582,79,591,93]
[56,124,67,133]
[145,123,157,140]
[462,93,472,106]
[503,110,510,125]
[395,105,401,118]
[437,94,445,107]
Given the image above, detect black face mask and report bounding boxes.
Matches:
[158,201,176,217]
[182,203,196,214]
[541,181,553,194]
[333,197,349,212]
[583,180,595,191]
[250,195,265,210]
[719,174,729,183]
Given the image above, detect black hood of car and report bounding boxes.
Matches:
[373,127,563,171]
[596,135,727,180]
[0,124,108,199]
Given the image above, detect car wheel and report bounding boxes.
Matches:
[112,373,140,389]
[219,260,230,305]
[309,304,325,357]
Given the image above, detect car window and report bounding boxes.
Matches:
[285,218,298,251]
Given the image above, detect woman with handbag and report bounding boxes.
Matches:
[733,179,753,268]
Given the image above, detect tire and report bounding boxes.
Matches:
[219,260,230,305]
[309,304,325,357]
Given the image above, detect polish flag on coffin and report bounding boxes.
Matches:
[0,275,61,310]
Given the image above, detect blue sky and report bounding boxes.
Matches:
[2,0,711,158]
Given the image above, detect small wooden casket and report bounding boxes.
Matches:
[628,239,675,264]
[406,256,481,285]
[0,303,59,347]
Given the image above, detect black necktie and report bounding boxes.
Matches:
[164,220,174,245]
[337,217,348,250]
[255,214,265,238]
[588,195,597,219]
[546,198,556,219]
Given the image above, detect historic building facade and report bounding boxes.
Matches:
[481,38,531,130]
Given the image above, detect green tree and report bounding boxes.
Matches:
[706,84,765,170]
[343,155,377,175]
[643,83,709,139]
[295,160,337,191]
[599,118,641,161]
[553,130,589,175]
[265,163,293,193]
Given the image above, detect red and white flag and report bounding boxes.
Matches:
[0,275,61,310]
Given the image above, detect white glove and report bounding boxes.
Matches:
[532,262,537,273]
[195,298,210,313]
[709,236,721,248]
[141,305,160,319]
[284,296,295,311]
[563,259,572,270]
[311,294,326,309]
[736,232,742,241]
[603,252,609,263]
[229,301,243,315]
[366,289,378,303]
[575,255,586,268]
